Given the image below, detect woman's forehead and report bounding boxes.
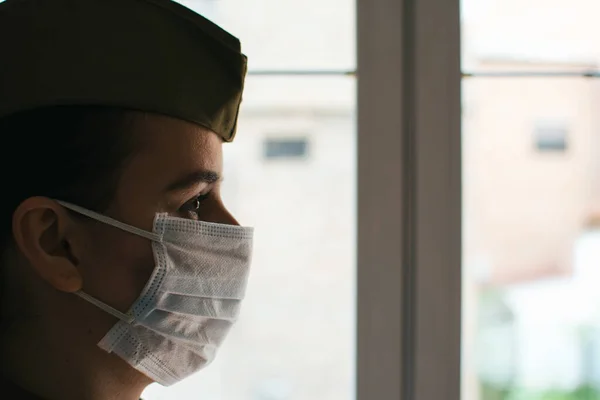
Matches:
[133,112,222,164]
[120,113,223,187]
[104,112,223,226]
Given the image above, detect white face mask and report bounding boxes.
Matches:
[57,201,254,386]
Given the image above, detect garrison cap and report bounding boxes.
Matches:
[0,0,247,141]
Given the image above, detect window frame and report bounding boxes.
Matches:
[356,0,462,399]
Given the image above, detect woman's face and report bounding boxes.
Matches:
[64,111,239,340]
[2,111,241,392]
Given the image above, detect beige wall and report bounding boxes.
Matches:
[461,60,600,400]
[463,61,599,283]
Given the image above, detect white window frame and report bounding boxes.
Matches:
[357,0,462,399]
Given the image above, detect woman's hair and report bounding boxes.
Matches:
[0,105,136,322]
[0,105,135,249]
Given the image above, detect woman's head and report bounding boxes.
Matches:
[0,106,239,395]
[0,0,250,396]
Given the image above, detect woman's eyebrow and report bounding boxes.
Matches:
[164,170,222,193]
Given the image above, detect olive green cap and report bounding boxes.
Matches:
[0,0,247,141]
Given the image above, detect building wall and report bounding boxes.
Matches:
[463,61,598,283]
[462,59,600,399]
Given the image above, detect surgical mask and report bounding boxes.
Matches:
[57,201,254,386]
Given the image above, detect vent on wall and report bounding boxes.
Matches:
[534,121,569,152]
[263,137,309,160]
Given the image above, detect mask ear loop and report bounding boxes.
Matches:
[75,291,136,324]
[55,200,161,324]
[55,200,162,242]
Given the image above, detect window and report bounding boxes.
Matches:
[534,121,569,152]
[263,137,309,160]
[143,1,356,399]
[462,1,600,400]
[137,1,600,400]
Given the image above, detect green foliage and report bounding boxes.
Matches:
[480,382,600,400]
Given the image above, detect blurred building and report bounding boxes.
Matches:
[463,0,600,398]
[145,1,356,400]
[145,0,600,399]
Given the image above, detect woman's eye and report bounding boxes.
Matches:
[181,193,211,218]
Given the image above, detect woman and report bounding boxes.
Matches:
[0,0,253,399]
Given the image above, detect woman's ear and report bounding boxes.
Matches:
[12,196,83,293]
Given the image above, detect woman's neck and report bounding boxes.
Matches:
[0,374,44,400]
[1,317,149,400]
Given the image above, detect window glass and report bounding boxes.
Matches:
[462,6,600,394]
[143,2,357,399]
[177,0,356,71]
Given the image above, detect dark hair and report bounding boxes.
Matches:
[0,105,136,250]
[0,106,136,326]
